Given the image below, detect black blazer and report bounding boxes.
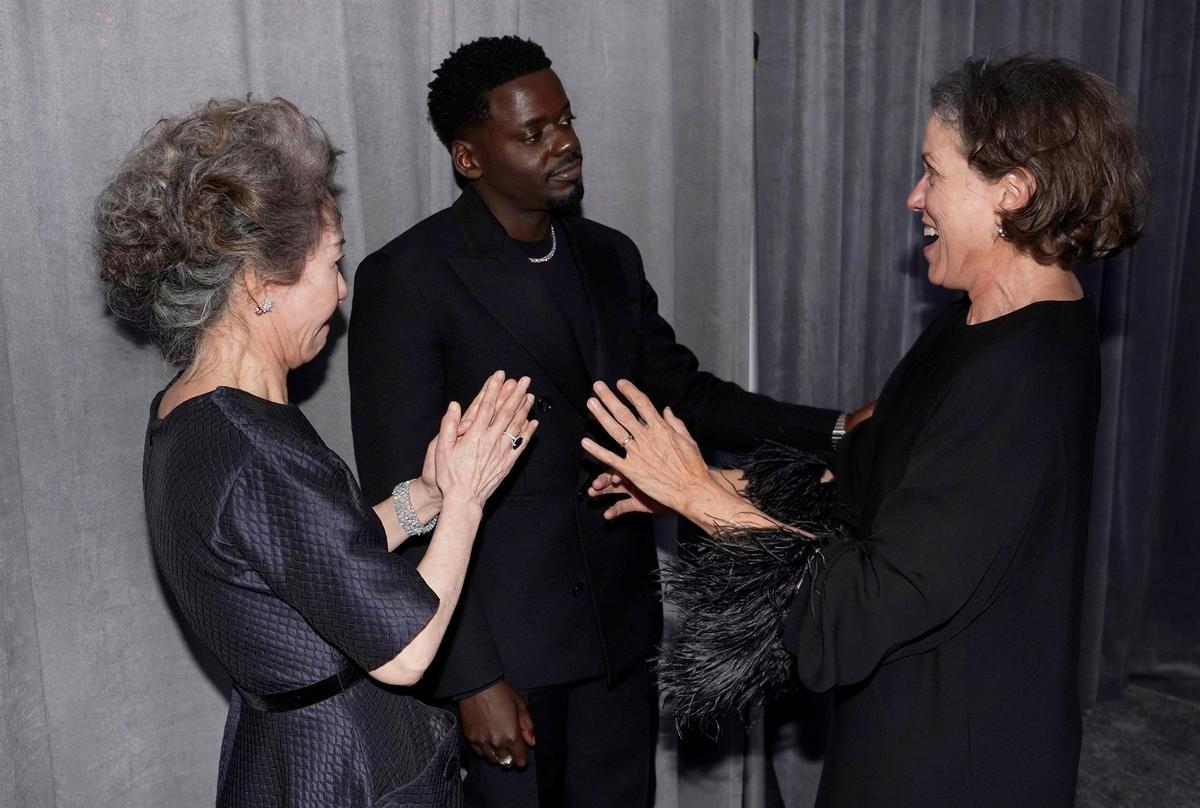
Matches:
[348,186,839,698]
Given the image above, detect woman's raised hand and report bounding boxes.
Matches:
[435,371,537,508]
[581,379,714,517]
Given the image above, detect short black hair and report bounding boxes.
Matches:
[427,36,552,149]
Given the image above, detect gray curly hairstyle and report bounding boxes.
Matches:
[95,96,341,365]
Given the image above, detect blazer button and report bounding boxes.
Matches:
[571,582,585,598]
[536,396,553,412]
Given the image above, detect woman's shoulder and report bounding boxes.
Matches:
[951,300,1100,415]
[151,385,325,463]
[203,387,329,459]
[967,299,1098,368]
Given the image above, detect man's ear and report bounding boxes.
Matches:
[997,167,1036,212]
[452,140,482,181]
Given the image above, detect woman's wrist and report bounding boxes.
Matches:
[679,479,743,533]
[435,494,485,529]
[408,478,443,525]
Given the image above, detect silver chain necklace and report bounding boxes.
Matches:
[527,225,557,263]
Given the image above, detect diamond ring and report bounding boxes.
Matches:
[498,754,514,767]
[503,431,523,450]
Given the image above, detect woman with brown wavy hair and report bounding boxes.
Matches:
[96,97,537,807]
[581,55,1146,806]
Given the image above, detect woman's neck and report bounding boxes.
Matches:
[966,255,1082,325]
[181,330,289,404]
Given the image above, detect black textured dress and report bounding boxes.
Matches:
[143,384,461,807]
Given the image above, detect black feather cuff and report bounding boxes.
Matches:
[657,444,846,733]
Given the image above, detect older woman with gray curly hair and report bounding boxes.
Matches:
[96,97,538,807]
[583,55,1147,806]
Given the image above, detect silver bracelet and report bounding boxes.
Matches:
[392,479,438,536]
[831,412,848,449]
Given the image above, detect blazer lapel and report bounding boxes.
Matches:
[449,189,593,413]
[563,217,636,386]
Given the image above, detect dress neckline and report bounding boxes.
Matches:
[150,382,295,427]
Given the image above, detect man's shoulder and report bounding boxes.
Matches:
[370,206,460,266]
[568,215,638,252]
[565,215,642,276]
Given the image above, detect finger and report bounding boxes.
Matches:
[469,742,487,760]
[505,417,538,459]
[470,372,505,433]
[436,402,462,467]
[605,498,651,520]
[485,379,520,428]
[517,705,536,747]
[615,379,666,432]
[591,381,645,442]
[581,436,625,472]
[586,395,637,448]
[493,378,532,435]
[463,371,504,426]
[507,739,530,768]
[662,406,695,440]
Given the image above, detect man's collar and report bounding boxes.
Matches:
[451,184,580,258]
[451,185,509,259]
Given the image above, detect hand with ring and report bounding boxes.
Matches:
[434,371,538,510]
[581,380,714,518]
[458,678,535,770]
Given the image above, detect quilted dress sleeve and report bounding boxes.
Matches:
[221,439,440,672]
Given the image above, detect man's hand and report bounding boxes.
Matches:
[458,679,536,768]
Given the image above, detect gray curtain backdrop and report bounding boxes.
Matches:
[4,1,1196,806]
[0,1,759,806]
[754,0,1200,804]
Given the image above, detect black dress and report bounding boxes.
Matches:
[784,298,1100,807]
[143,385,461,807]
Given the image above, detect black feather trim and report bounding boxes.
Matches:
[657,444,846,735]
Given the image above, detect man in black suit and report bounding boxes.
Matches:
[349,36,850,808]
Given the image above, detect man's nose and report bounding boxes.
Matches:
[552,125,580,156]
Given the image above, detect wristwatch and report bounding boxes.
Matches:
[831,412,848,449]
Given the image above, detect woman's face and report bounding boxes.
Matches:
[270,224,346,368]
[906,115,1006,292]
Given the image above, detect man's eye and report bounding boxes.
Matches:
[523,131,541,144]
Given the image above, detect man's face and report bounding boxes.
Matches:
[459,68,584,216]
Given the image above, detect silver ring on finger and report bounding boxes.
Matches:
[503,431,523,450]
[498,754,514,767]
[621,434,634,447]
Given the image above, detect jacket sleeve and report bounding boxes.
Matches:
[627,243,842,454]
[782,342,1077,692]
[348,250,504,698]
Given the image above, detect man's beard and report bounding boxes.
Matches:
[547,179,585,216]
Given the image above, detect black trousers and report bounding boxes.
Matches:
[459,663,657,808]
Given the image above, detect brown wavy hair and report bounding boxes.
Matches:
[95,96,341,364]
[931,55,1147,266]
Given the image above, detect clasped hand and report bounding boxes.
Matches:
[422,371,538,510]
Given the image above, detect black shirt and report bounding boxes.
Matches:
[513,224,597,367]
